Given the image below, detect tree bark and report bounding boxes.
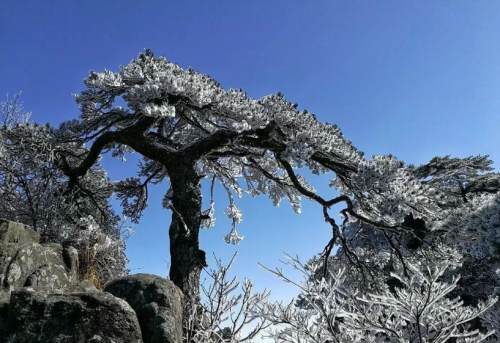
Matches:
[168,157,207,304]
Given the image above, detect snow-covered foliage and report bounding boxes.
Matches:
[306,155,500,341]
[187,252,498,343]
[67,49,367,241]
[0,92,31,127]
[340,155,441,225]
[256,254,497,343]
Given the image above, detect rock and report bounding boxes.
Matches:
[0,219,184,343]
[2,242,78,293]
[0,219,39,244]
[105,274,183,343]
[0,294,9,339]
[62,246,79,280]
[5,288,143,343]
[65,279,98,293]
[0,243,20,286]
[62,239,83,250]
[0,219,79,295]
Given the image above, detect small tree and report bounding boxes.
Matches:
[185,253,271,343]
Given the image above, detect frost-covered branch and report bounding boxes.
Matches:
[185,253,271,343]
[254,254,497,343]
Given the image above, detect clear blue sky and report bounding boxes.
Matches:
[1,1,500,304]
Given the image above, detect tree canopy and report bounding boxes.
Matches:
[49,50,373,301]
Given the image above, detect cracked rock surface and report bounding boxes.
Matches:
[105,274,183,343]
[4,288,143,343]
[0,219,78,294]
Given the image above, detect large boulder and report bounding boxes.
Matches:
[105,274,183,343]
[1,242,79,293]
[0,219,79,294]
[3,288,143,343]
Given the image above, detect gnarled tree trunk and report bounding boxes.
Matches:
[168,158,207,305]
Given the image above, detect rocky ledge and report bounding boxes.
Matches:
[0,219,183,343]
